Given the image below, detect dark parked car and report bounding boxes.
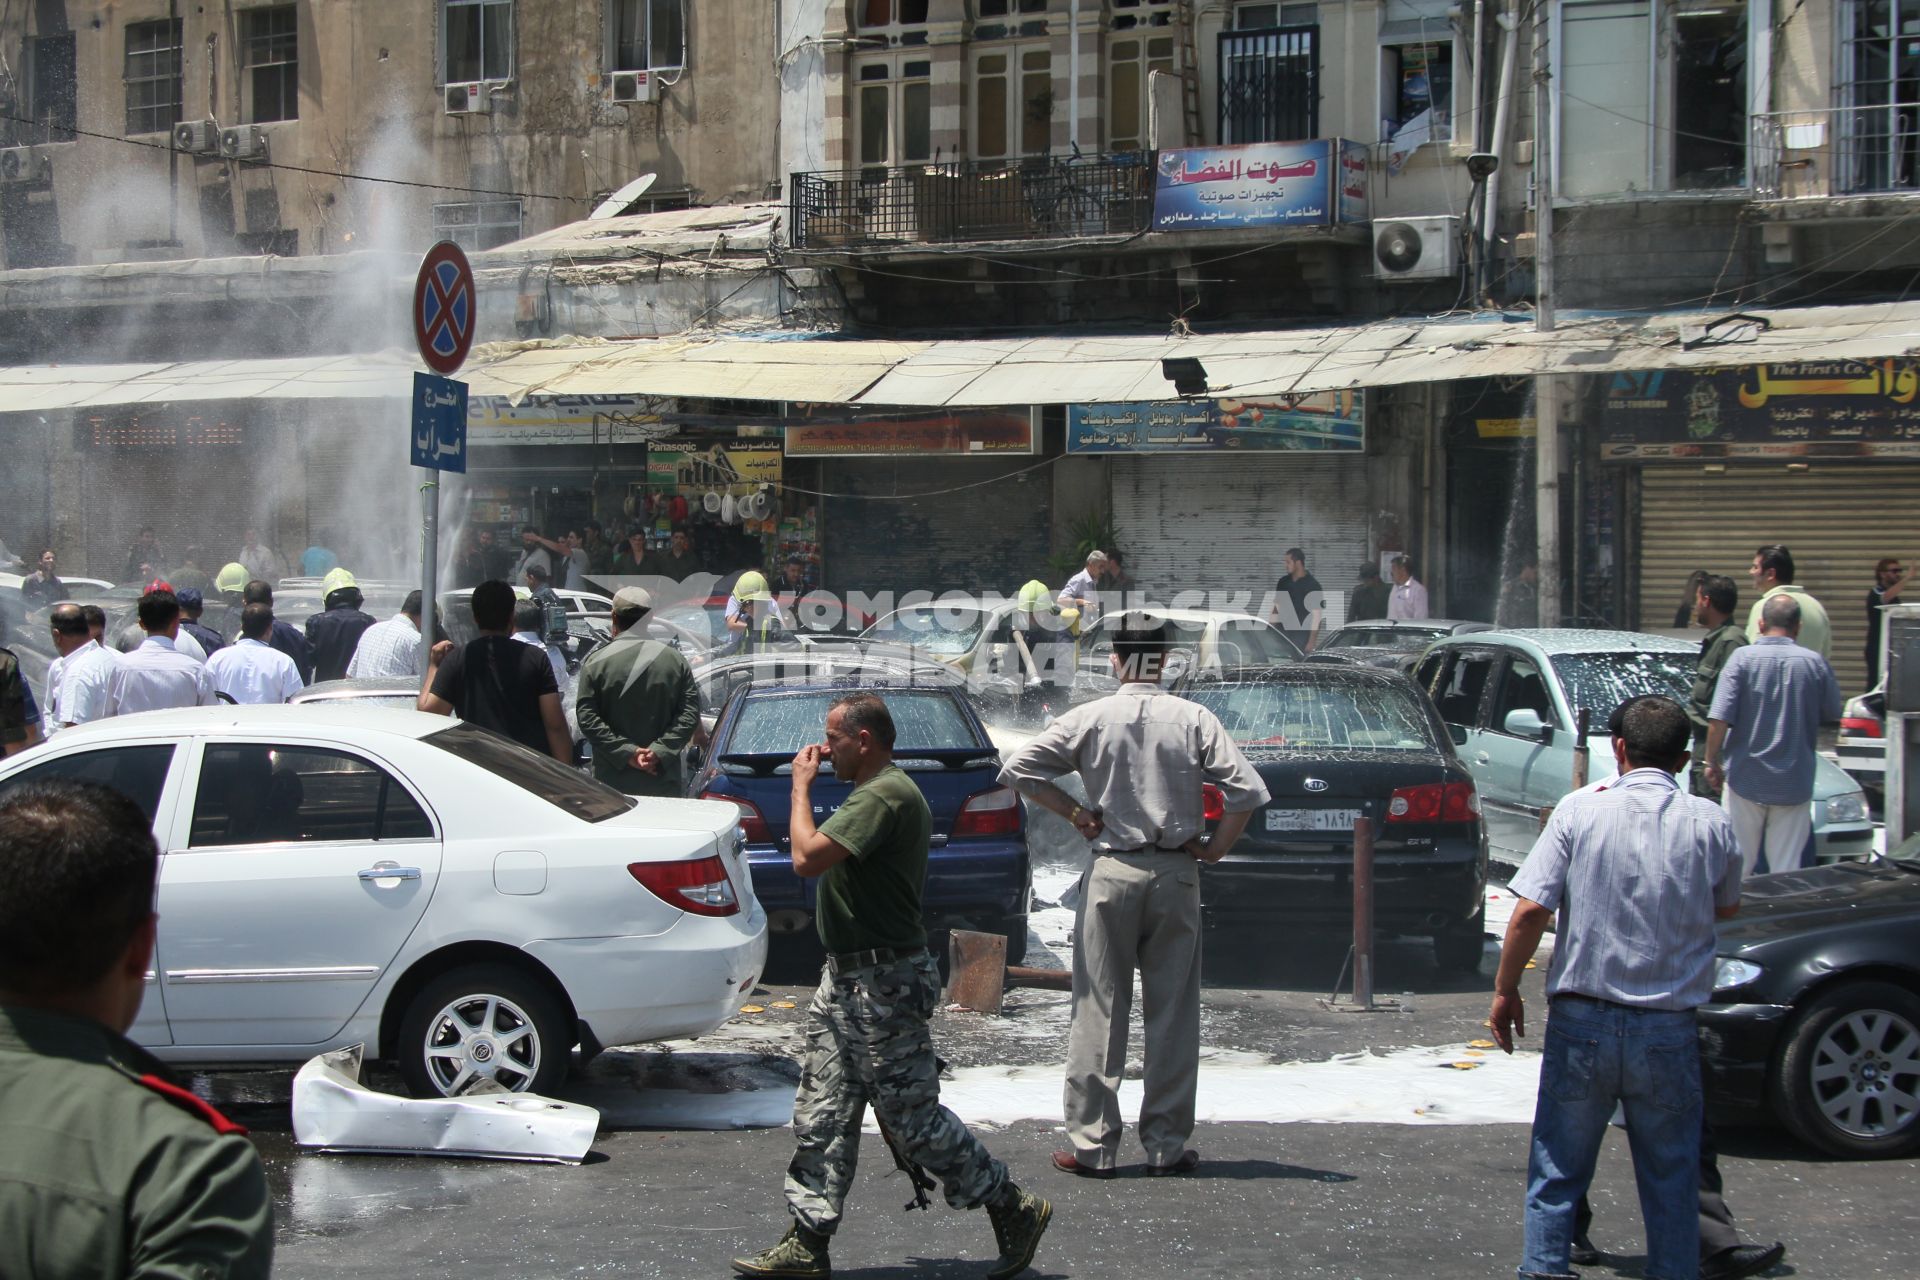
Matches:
[1312,619,1495,674]
[690,649,969,739]
[1182,664,1489,971]
[687,678,1031,962]
[1701,843,1920,1158]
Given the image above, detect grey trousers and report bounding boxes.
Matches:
[1063,851,1203,1170]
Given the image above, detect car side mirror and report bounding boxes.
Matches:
[685,743,706,771]
[1448,723,1468,747]
[1503,708,1553,742]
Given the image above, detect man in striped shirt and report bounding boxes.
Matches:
[1489,695,1743,1280]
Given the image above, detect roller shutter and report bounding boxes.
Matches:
[1637,464,1920,694]
[1110,454,1370,622]
[81,412,267,582]
[822,457,1052,599]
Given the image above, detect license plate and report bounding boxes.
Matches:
[1265,807,1363,832]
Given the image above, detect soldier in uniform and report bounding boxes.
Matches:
[1687,574,1745,800]
[731,693,1051,1280]
[0,779,274,1277]
[573,586,702,797]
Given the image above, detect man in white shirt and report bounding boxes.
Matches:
[347,591,428,680]
[205,605,306,705]
[103,590,218,716]
[1057,551,1109,624]
[116,580,208,664]
[45,604,119,732]
[1386,554,1430,621]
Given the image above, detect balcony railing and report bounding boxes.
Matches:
[790,153,1155,250]
[1753,106,1920,200]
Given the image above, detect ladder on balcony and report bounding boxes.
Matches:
[1177,0,1202,147]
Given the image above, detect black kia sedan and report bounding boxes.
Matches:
[1700,844,1920,1158]
[1181,664,1489,972]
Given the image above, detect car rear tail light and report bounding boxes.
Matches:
[1387,782,1479,823]
[1202,783,1225,821]
[700,789,774,844]
[627,855,740,917]
[954,787,1022,837]
[1841,716,1883,738]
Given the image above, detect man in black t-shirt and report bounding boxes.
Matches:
[418,580,571,761]
[1268,547,1324,654]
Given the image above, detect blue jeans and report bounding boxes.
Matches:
[1519,997,1702,1280]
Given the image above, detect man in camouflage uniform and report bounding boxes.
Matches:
[1688,574,1745,800]
[732,692,1051,1280]
[0,779,273,1277]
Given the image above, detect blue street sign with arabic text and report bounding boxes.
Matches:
[411,371,468,473]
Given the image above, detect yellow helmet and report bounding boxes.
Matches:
[1016,579,1056,614]
[734,570,771,602]
[215,562,250,593]
[321,567,358,597]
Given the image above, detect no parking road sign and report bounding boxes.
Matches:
[414,240,476,376]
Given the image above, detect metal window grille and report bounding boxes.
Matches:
[243,6,299,124]
[443,0,513,84]
[432,199,523,251]
[1836,0,1920,193]
[124,19,183,136]
[1218,24,1318,144]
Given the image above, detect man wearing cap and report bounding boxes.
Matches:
[347,591,430,681]
[575,587,701,797]
[305,569,378,684]
[206,605,306,705]
[176,589,228,658]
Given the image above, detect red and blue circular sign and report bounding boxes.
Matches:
[414,241,477,376]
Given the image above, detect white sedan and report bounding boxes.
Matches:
[0,704,768,1096]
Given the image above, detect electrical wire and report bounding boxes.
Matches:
[0,108,588,204]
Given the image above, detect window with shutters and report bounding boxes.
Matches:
[855,58,932,175]
[124,20,183,136]
[1108,33,1176,153]
[973,46,1054,161]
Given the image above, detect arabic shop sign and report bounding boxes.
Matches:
[1067,391,1365,453]
[467,394,671,446]
[647,446,783,489]
[1601,362,1920,460]
[783,410,1037,458]
[1151,140,1369,232]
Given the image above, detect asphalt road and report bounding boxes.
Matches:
[228,932,1913,1279]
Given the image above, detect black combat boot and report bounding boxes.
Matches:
[730,1220,831,1278]
[985,1183,1053,1280]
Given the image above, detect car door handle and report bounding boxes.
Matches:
[1475,752,1490,765]
[358,864,422,882]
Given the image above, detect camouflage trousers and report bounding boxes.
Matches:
[784,951,1008,1235]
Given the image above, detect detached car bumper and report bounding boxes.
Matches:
[1697,1001,1794,1112]
[524,905,768,1049]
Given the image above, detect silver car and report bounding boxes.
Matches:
[1413,629,1875,872]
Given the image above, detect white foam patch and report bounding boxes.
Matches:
[930,1043,1542,1129]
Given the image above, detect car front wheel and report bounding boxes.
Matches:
[1432,906,1488,975]
[1773,980,1920,1159]
[397,964,570,1099]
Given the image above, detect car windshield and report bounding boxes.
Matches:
[1185,680,1437,751]
[1550,651,1693,722]
[1323,626,1436,653]
[424,724,635,822]
[862,605,988,656]
[727,691,982,755]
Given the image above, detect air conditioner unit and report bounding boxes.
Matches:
[219,126,267,160]
[607,70,654,103]
[445,82,493,115]
[173,119,220,154]
[0,146,51,185]
[1372,215,1461,282]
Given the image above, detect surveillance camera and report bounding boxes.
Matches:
[1465,152,1500,182]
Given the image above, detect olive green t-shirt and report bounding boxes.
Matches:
[814,763,932,955]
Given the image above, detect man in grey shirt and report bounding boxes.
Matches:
[1705,593,1842,875]
[999,615,1269,1178]
[1489,695,1743,1280]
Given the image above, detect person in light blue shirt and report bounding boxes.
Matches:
[1704,593,1841,875]
[300,542,339,578]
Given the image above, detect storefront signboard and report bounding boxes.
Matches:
[1151,140,1368,232]
[467,394,672,446]
[1067,391,1364,453]
[646,446,783,489]
[1601,363,1920,459]
[782,410,1036,458]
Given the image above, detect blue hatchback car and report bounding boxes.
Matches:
[686,679,1031,963]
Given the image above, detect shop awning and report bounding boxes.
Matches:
[2,301,1916,414]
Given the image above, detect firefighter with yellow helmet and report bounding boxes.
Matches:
[1011,580,1077,725]
[722,570,790,656]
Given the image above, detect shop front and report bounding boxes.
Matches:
[1603,363,1920,693]
[1069,393,1370,616]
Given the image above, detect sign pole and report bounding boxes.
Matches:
[410,239,477,676]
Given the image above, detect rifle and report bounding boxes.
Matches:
[876,1118,937,1212]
